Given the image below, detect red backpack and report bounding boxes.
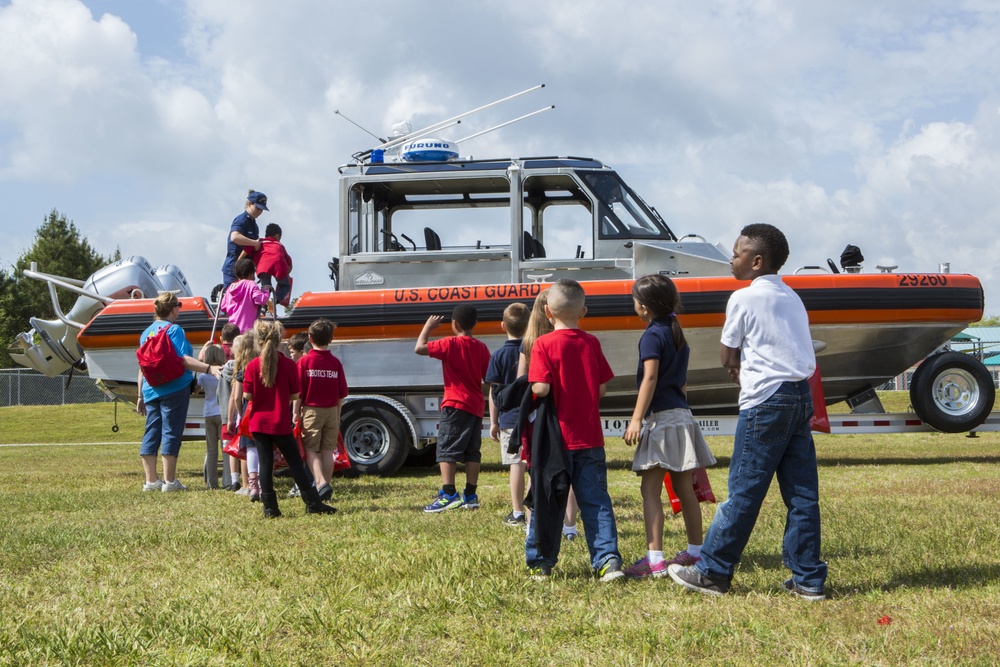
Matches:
[136,324,186,386]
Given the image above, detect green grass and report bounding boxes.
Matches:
[1,399,999,666]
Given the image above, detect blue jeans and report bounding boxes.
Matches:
[140,387,190,458]
[526,447,621,571]
[697,380,827,592]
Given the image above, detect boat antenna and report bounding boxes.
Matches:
[334,109,386,144]
[455,105,555,144]
[376,83,545,152]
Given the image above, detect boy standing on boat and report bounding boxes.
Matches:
[668,223,827,600]
[486,302,531,526]
[416,305,491,512]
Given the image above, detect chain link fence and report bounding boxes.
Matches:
[0,368,111,407]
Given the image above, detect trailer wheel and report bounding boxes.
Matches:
[910,352,995,433]
[340,402,411,475]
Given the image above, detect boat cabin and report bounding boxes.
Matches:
[335,157,729,290]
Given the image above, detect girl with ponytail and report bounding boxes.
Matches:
[242,320,336,518]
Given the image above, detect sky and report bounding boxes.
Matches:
[1,0,999,316]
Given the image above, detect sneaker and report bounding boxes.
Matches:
[563,530,577,542]
[667,564,730,596]
[503,511,527,527]
[623,556,667,579]
[142,479,163,492]
[236,486,251,496]
[528,565,552,581]
[317,483,333,501]
[783,578,826,602]
[664,550,701,568]
[288,483,301,498]
[161,479,188,493]
[423,490,464,513]
[224,481,241,492]
[462,493,479,510]
[598,557,625,582]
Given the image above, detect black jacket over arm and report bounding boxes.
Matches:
[496,375,571,561]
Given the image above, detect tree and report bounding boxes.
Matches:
[971,315,1000,327]
[0,210,116,368]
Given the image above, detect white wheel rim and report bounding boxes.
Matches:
[931,369,980,417]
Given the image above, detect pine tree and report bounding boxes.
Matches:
[0,210,114,368]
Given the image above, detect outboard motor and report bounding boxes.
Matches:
[154,264,193,297]
[9,256,168,377]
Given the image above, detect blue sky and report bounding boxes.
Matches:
[1,0,999,315]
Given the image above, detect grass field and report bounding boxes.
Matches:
[1,397,999,666]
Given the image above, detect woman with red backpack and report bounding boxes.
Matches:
[137,292,222,493]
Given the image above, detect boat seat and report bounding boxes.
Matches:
[522,231,535,260]
[424,227,442,251]
[533,238,546,258]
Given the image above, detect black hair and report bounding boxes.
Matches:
[632,274,686,350]
[234,257,256,280]
[451,304,478,332]
[740,223,789,272]
[264,223,282,238]
[287,332,310,352]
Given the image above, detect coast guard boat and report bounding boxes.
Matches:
[10,87,994,474]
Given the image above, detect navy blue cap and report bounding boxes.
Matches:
[247,191,269,211]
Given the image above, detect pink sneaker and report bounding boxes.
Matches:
[664,550,701,567]
[623,556,667,579]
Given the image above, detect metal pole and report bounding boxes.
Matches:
[377,84,545,151]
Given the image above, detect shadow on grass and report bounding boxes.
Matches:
[735,552,1000,595]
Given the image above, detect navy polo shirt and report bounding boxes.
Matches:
[221,211,259,285]
[485,338,523,429]
[637,316,690,414]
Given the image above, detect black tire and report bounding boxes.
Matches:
[340,401,412,475]
[910,352,996,433]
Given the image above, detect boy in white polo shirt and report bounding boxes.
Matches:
[668,223,827,601]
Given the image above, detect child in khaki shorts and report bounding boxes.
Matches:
[486,302,531,526]
[294,319,348,502]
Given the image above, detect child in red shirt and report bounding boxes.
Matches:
[415,304,491,512]
[294,318,348,502]
[243,320,336,518]
[526,279,623,581]
[242,222,293,308]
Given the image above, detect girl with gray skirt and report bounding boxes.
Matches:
[622,275,716,579]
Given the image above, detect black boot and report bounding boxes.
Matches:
[261,492,282,519]
[302,485,337,514]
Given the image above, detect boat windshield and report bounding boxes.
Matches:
[581,172,676,241]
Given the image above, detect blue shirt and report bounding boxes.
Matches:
[636,316,690,414]
[140,321,194,402]
[485,338,522,429]
[222,211,259,285]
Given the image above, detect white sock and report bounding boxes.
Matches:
[512,511,524,519]
[563,525,577,536]
[687,544,702,558]
[648,550,665,565]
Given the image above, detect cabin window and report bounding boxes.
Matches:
[582,173,672,240]
[522,176,594,260]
